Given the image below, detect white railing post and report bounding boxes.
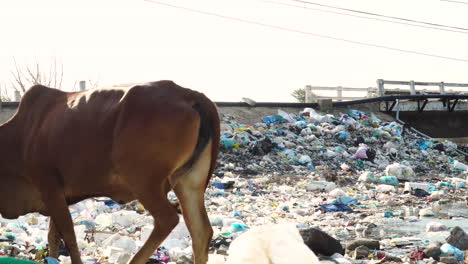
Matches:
[377,79,385,96]
[439,82,445,94]
[409,80,416,95]
[305,85,313,103]
[337,86,343,101]
[14,91,21,102]
[367,87,374,98]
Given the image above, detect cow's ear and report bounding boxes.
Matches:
[0,176,44,219]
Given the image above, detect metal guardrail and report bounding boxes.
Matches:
[304,80,468,102]
[377,79,468,97]
[2,94,466,108]
[1,94,467,109]
[305,85,375,102]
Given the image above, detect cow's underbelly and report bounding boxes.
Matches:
[63,172,137,206]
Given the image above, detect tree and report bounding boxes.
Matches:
[10,56,64,96]
[0,84,13,102]
[291,88,305,103]
[5,57,99,102]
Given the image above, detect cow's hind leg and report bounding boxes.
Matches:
[48,219,61,258]
[128,180,179,264]
[173,141,213,264]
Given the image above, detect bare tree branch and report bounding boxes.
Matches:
[72,80,78,91]
[11,57,27,93]
[10,56,64,97]
[58,61,63,89]
[35,59,41,85]
[49,57,54,87]
[26,65,39,86]
[88,75,100,89]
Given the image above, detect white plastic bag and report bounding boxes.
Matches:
[278,109,295,123]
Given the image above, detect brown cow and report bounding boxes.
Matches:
[0,80,220,264]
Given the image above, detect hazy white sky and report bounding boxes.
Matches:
[1,0,467,101]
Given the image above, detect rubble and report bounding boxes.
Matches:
[0,107,467,263]
[346,239,380,251]
[446,226,468,250]
[299,227,344,256]
[352,245,370,259]
[423,243,442,260]
[439,256,459,264]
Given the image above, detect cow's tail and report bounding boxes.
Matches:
[170,91,220,190]
[192,95,220,189]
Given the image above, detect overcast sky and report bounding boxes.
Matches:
[1,0,467,101]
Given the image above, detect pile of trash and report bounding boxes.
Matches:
[0,107,467,264]
[216,108,467,181]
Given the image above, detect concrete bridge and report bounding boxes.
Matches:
[301,79,468,140]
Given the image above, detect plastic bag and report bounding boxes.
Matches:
[379,176,399,185]
[347,109,366,119]
[302,108,324,123]
[332,196,358,205]
[376,184,396,193]
[385,163,415,180]
[336,131,350,140]
[220,134,235,148]
[320,203,353,212]
[453,160,468,171]
[358,171,378,183]
[440,243,464,261]
[353,144,368,159]
[278,109,295,123]
[298,155,312,165]
[425,222,447,232]
[262,115,284,124]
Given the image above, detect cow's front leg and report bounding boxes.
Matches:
[42,191,82,264]
[48,219,61,258]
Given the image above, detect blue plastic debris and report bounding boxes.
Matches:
[262,115,284,124]
[332,196,358,205]
[295,120,308,128]
[336,131,351,140]
[45,258,61,264]
[347,109,366,119]
[319,203,353,212]
[104,199,121,207]
[211,181,235,189]
[231,209,242,218]
[298,155,312,165]
[437,181,454,188]
[370,113,381,122]
[417,138,431,150]
[384,211,394,218]
[220,134,235,148]
[379,176,399,185]
[75,220,96,230]
[230,223,249,232]
[214,189,225,196]
[440,243,464,261]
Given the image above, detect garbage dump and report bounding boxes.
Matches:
[1,107,467,264]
